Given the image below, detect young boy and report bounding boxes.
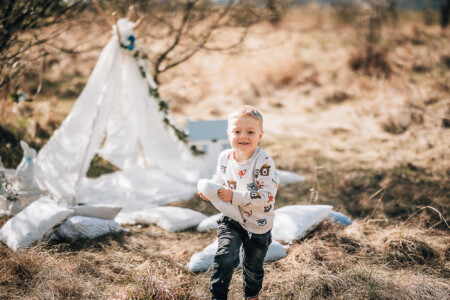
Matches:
[198,105,279,300]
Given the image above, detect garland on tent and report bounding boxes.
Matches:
[119,35,205,156]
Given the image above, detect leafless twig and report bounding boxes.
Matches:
[402,206,449,229]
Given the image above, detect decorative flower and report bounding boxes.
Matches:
[125,35,136,50]
[114,19,138,51]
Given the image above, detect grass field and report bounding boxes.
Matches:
[0,4,449,299]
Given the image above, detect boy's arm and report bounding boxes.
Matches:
[210,151,227,186]
[211,171,225,186]
[199,151,227,201]
[231,157,279,208]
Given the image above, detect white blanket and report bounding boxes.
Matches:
[78,168,197,216]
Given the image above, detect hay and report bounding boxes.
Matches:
[384,237,439,267]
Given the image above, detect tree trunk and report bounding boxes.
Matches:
[266,0,282,24]
[442,0,450,28]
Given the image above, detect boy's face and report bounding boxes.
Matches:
[227,116,263,160]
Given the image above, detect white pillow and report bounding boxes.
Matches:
[114,212,138,225]
[133,206,207,232]
[264,240,287,262]
[197,213,221,232]
[0,197,73,251]
[187,239,286,273]
[48,215,123,241]
[276,169,304,186]
[197,179,243,223]
[70,205,122,220]
[188,239,219,273]
[272,205,333,243]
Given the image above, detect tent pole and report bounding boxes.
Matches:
[137,138,148,167]
[74,71,115,206]
[73,105,102,206]
[72,27,123,205]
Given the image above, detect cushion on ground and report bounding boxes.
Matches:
[327,210,353,225]
[197,179,243,223]
[276,169,304,186]
[70,204,122,220]
[187,239,286,273]
[47,215,123,241]
[188,239,218,272]
[272,205,333,243]
[0,197,73,251]
[197,213,222,232]
[133,206,207,232]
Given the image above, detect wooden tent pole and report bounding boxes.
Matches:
[126,4,135,20]
[93,0,112,28]
[137,138,148,168]
[93,0,122,41]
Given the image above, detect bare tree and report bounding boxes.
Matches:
[266,0,283,24]
[348,0,392,78]
[386,0,398,24]
[98,0,272,84]
[1,0,273,95]
[0,0,87,90]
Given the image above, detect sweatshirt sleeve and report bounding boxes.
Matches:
[231,156,279,208]
[210,151,227,186]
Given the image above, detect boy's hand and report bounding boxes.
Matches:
[198,192,209,201]
[218,188,233,202]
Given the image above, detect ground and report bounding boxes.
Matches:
[0,4,449,299]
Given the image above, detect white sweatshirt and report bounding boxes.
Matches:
[212,147,279,234]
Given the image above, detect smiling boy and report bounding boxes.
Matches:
[199,105,279,300]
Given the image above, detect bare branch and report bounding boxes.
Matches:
[153,0,198,83]
[0,0,87,91]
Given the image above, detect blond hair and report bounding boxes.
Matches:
[228,105,263,128]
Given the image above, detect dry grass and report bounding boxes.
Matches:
[0,4,449,299]
[1,220,447,299]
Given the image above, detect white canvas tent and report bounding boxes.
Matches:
[34,19,210,210]
[34,18,304,217]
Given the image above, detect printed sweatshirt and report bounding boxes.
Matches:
[211,147,279,234]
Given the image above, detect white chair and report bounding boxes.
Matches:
[185,119,230,173]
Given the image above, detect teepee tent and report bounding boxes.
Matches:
[34,19,209,209]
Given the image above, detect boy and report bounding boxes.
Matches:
[198,105,279,300]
